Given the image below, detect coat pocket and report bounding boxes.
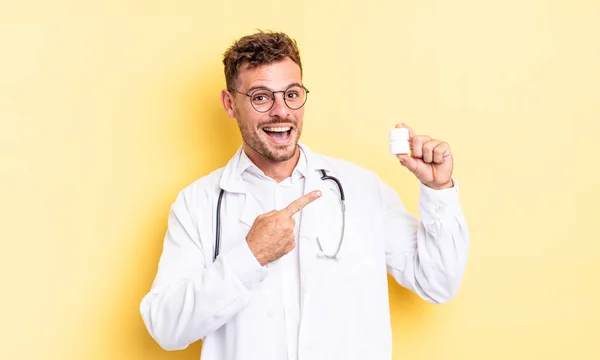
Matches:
[313,230,377,279]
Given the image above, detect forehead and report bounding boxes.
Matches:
[236,57,302,91]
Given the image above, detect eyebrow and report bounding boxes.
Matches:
[246,82,302,93]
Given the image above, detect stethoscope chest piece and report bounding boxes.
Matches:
[316,249,340,260]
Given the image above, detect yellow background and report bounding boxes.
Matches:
[1,0,598,359]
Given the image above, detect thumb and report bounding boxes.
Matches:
[396,154,419,174]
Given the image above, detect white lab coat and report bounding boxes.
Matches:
[140,143,469,360]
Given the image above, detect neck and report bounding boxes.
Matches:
[243,144,300,183]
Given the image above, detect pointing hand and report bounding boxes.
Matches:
[246,190,322,266]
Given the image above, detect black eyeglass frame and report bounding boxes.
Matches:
[228,85,310,113]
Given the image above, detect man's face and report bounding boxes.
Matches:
[229,57,304,162]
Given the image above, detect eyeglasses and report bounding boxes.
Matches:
[229,85,309,113]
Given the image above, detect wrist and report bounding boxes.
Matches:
[425,179,454,190]
[246,238,268,266]
[223,240,270,287]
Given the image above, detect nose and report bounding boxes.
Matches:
[268,93,290,119]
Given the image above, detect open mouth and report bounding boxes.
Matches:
[262,126,293,144]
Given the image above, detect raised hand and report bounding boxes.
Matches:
[395,123,454,190]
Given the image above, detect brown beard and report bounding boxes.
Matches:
[236,118,302,162]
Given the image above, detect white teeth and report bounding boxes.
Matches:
[264,127,291,132]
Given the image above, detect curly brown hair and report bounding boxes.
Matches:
[222,31,303,91]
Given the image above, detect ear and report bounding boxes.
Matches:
[220,89,237,119]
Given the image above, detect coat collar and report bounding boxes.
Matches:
[218,142,334,194]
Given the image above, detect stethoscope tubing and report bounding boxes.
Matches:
[213,170,345,262]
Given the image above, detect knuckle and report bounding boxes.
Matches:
[261,210,275,218]
[276,212,288,221]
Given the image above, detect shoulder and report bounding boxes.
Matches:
[308,149,398,200]
[172,167,225,208]
[318,154,379,184]
[310,152,388,205]
[313,153,390,215]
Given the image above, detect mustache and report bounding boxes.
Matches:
[259,119,297,127]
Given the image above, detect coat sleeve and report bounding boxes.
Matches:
[378,177,469,304]
[140,189,269,350]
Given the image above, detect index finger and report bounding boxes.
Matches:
[283,190,322,216]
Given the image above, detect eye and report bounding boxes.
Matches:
[252,92,272,104]
[286,91,299,99]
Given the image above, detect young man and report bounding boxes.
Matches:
[140,31,469,360]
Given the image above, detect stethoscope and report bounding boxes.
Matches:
[214,170,346,262]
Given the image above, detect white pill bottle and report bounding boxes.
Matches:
[389,128,410,154]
